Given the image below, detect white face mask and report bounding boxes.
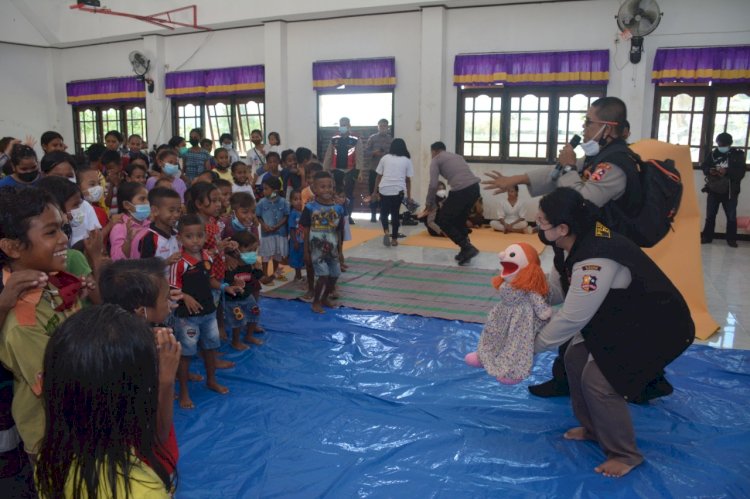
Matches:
[436,189,448,198]
[67,175,77,184]
[223,142,233,150]
[85,185,104,203]
[580,125,607,157]
[69,207,85,227]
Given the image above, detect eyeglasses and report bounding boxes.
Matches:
[582,117,619,127]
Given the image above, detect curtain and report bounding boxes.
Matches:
[652,46,750,84]
[453,50,609,87]
[313,57,396,90]
[166,65,265,98]
[66,77,145,105]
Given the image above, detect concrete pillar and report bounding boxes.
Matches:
[142,35,169,148]
[264,21,288,143]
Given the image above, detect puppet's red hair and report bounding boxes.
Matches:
[492,242,548,297]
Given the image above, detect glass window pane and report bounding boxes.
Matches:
[538,145,546,158]
[690,116,703,145]
[464,143,472,156]
[657,114,670,142]
[474,94,491,111]
[672,94,693,112]
[660,96,671,112]
[727,114,749,146]
[492,97,502,110]
[465,97,474,112]
[464,113,474,141]
[540,97,549,111]
[690,147,699,163]
[521,94,539,111]
[474,113,491,141]
[728,93,750,112]
[518,143,537,158]
[716,96,728,112]
[490,144,500,156]
[511,97,520,111]
[473,143,490,156]
[519,113,538,142]
[538,112,548,140]
[490,113,501,141]
[508,144,518,157]
[570,93,589,111]
[694,96,705,112]
[559,97,569,112]
[509,113,520,141]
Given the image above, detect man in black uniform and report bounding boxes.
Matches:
[323,117,364,224]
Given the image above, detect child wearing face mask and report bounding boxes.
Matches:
[223,231,264,350]
[146,150,187,202]
[109,181,152,260]
[219,133,240,164]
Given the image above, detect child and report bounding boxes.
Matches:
[146,149,187,202]
[267,131,281,154]
[213,147,233,183]
[489,185,532,234]
[301,162,322,207]
[126,133,144,156]
[200,138,214,155]
[183,128,212,181]
[288,189,305,282]
[335,186,352,245]
[102,149,124,215]
[35,305,176,498]
[262,151,284,198]
[280,149,299,198]
[219,133,240,164]
[77,164,109,227]
[300,172,345,313]
[231,161,255,197]
[40,130,66,154]
[109,181,151,260]
[139,187,182,264]
[195,170,219,185]
[0,186,86,457]
[225,192,259,240]
[215,178,233,217]
[256,176,290,280]
[40,151,76,180]
[104,130,125,154]
[170,214,239,409]
[223,231,264,350]
[125,161,149,185]
[98,258,181,476]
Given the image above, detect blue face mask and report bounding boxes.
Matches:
[232,215,247,232]
[718,146,730,154]
[179,146,189,156]
[163,163,180,177]
[131,203,151,222]
[240,251,257,265]
[339,126,348,134]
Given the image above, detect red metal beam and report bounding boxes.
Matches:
[69,4,211,31]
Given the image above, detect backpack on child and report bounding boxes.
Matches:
[587,143,683,248]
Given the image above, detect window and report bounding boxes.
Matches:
[72,103,147,154]
[172,96,265,156]
[652,84,750,166]
[316,90,393,159]
[457,86,605,163]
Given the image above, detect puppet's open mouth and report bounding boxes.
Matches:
[500,261,518,277]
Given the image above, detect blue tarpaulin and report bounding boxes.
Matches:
[173,298,750,498]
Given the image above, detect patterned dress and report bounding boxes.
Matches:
[477,283,551,381]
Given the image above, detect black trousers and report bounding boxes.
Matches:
[380,192,404,238]
[435,182,480,248]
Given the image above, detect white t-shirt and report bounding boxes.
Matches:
[498,199,526,225]
[376,154,414,196]
[232,183,256,198]
[70,200,103,247]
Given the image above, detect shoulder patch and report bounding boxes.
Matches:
[585,162,612,182]
[595,222,611,238]
[581,264,602,271]
[581,275,598,292]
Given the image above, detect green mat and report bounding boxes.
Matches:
[263,257,498,323]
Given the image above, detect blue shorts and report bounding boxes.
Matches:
[223,295,260,330]
[312,255,341,278]
[174,313,221,356]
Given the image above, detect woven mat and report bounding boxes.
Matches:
[400,227,546,254]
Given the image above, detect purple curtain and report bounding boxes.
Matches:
[66,77,145,105]
[166,65,265,98]
[453,50,609,87]
[652,46,750,84]
[313,57,396,90]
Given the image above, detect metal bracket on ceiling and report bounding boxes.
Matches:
[69,4,212,31]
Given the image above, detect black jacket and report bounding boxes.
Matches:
[701,147,746,197]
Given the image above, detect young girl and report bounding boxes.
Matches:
[489,185,531,234]
[109,181,151,260]
[262,152,284,198]
[213,148,233,183]
[40,151,76,181]
[231,161,255,197]
[256,177,290,280]
[35,305,176,498]
[219,133,240,164]
[248,129,266,196]
[125,162,149,185]
[267,131,281,154]
[287,189,305,281]
[78,164,109,227]
[146,149,187,202]
[182,128,212,181]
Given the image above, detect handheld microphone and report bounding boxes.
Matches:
[550,134,582,180]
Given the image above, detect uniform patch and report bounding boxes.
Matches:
[585,162,611,182]
[581,264,602,271]
[581,275,598,292]
[595,222,611,238]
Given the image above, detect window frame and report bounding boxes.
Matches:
[651,83,750,168]
[456,85,606,164]
[72,102,147,155]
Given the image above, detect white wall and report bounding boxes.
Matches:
[1,0,749,233]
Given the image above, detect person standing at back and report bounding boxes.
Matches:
[700,132,746,248]
[365,119,393,223]
[323,117,364,225]
[425,141,481,265]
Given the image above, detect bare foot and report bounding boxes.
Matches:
[206,381,229,395]
[231,341,249,351]
[300,292,314,303]
[215,359,236,369]
[340,262,349,272]
[328,291,339,299]
[219,332,228,342]
[594,458,637,478]
[311,303,325,314]
[564,427,596,441]
[321,298,336,308]
[253,324,265,333]
[188,372,204,382]
[179,393,195,409]
[244,334,264,345]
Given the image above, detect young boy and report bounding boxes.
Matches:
[0,187,86,457]
[256,176,290,280]
[231,161,254,197]
[301,162,322,207]
[299,172,345,313]
[223,231,264,350]
[214,178,233,217]
[170,214,241,409]
[102,150,124,216]
[98,258,181,474]
[139,187,182,264]
[262,152,285,199]
[213,148,233,183]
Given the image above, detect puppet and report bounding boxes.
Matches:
[465,242,551,384]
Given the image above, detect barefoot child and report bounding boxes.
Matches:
[223,231,264,350]
[139,187,182,264]
[300,172,345,313]
[287,189,305,282]
[256,176,290,281]
[170,214,241,409]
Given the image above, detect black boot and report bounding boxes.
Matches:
[529,342,571,398]
[631,371,674,404]
[370,201,378,223]
[456,241,479,266]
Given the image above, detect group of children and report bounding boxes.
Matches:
[0,127,349,497]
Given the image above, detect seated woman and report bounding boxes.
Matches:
[489,185,531,233]
[533,187,694,478]
[418,181,447,237]
[35,305,176,498]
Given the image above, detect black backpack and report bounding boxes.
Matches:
[590,144,683,248]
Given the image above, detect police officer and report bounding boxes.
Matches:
[323,117,365,224]
[365,119,393,223]
[534,188,694,477]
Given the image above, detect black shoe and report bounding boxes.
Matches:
[728,240,738,248]
[457,245,479,266]
[528,379,570,398]
[349,217,356,225]
[631,374,674,405]
[370,217,377,223]
[700,235,712,244]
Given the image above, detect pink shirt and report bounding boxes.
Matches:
[109,214,151,260]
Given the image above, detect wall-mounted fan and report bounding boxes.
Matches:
[129,50,155,93]
[616,0,662,64]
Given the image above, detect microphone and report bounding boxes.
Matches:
[550,134,581,180]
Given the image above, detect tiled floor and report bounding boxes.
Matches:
[275,213,750,351]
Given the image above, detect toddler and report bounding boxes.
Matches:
[256,176,290,280]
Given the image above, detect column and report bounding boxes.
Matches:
[264,21,288,142]
[142,35,169,148]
